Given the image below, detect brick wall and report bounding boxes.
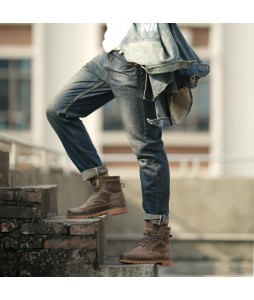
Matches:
[0,185,105,276]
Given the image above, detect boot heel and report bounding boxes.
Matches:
[108,207,128,216]
[160,260,173,266]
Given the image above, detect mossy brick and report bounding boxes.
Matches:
[4,236,44,249]
[0,185,57,219]
[1,215,107,276]
[0,206,41,219]
[0,191,13,201]
[21,222,69,235]
[0,190,34,203]
[0,188,41,203]
[0,252,19,276]
[44,216,106,265]
[19,250,97,276]
[0,219,19,233]
[4,237,19,249]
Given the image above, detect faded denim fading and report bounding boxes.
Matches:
[120,23,210,127]
[46,50,170,224]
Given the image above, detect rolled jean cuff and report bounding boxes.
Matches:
[81,165,108,181]
[144,213,169,226]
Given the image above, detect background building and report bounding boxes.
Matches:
[1,23,254,178]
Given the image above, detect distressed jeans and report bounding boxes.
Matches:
[46,50,170,225]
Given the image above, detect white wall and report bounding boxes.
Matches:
[223,24,254,177]
[32,23,103,157]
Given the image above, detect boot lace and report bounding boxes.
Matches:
[138,232,158,247]
[87,179,101,203]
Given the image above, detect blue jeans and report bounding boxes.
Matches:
[46,50,170,225]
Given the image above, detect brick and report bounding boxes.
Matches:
[0,236,4,249]
[5,236,44,249]
[0,185,58,219]
[21,222,69,235]
[0,252,19,276]
[0,220,18,233]
[25,191,42,203]
[4,237,19,249]
[20,251,41,265]
[70,224,96,236]
[44,238,96,250]
[21,237,44,249]
[19,250,97,276]
[0,190,15,202]
[0,206,41,219]
[0,188,41,203]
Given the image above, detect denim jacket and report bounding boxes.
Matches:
[120,23,210,127]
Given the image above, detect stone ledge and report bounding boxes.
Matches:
[158,260,253,277]
[0,185,57,219]
[19,250,97,277]
[45,215,106,265]
[0,214,106,276]
[98,258,158,277]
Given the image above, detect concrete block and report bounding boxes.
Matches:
[19,250,97,276]
[0,185,58,219]
[44,216,106,265]
[98,258,158,277]
[158,260,253,277]
[21,221,69,235]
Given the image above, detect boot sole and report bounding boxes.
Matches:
[118,258,173,266]
[66,207,128,219]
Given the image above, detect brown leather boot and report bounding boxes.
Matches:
[66,176,127,219]
[119,221,173,266]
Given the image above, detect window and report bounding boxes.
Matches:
[0,59,31,130]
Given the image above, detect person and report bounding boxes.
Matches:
[46,23,209,266]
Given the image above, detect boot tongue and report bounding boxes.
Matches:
[145,221,159,235]
[90,177,102,189]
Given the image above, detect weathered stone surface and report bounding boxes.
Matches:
[21,221,69,235]
[45,216,106,265]
[158,260,253,277]
[0,189,41,204]
[19,250,97,276]
[0,219,19,233]
[0,206,41,219]
[98,258,158,277]
[70,224,96,235]
[1,183,158,276]
[4,236,44,249]
[44,238,96,250]
[0,252,19,276]
[0,185,58,219]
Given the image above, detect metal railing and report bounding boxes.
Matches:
[1,134,254,177]
[0,135,73,174]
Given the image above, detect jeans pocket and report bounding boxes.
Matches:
[111,50,136,67]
